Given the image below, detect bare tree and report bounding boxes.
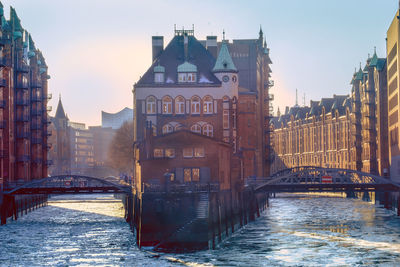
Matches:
[108,121,134,175]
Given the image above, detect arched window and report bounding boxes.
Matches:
[191,96,200,114]
[162,124,173,134]
[146,96,156,114]
[175,96,185,114]
[175,124,183,131]
[202,124,213,137]
[162,96,172,114]
[203,96,213,114]
[191,124,201,134]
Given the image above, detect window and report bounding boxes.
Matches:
[175,124,183,131]
[191,124,201,134]
[203,96,213,114]
[191,96,200,114]
[192,168,200,181]
[154,73,164,83]
[194,147,204,157]
[175,96,185,114]
[154,148,163,158]
[162,124,173,134]
[146,96,156,114]
[165,148,175,158]
[178,73,197,83]
[162,96,172,114]
[184,168,191,182]
[203,124,213,137]
[152,125,157,136]
[223,110,229,129]
[183,147,193,158]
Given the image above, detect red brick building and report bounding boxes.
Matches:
[0,5,51,186]
[133,28,272,191]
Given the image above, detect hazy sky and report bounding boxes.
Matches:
[2,0,398,126]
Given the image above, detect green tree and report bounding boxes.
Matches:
[108,121,134,174]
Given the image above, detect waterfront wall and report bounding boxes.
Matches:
[0,194,48,225]
[131,188,269,251]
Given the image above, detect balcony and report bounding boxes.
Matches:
[46,129,52,136]
[46,106,52,112]
[31,109,42,116]
[15,81,29,90]
[16,98,29,106]
[16,115,29,122]
[43,118,51,125]
[46,143,52,150]
[17,155,30,162]
[43,93,52,100]
[32,138,43,144]
[268,94,274,101]
[16,63,29,73]
[0,79,6,87]
[31,81,42,88]
[0,100,5,108]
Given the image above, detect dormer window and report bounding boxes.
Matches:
[177,61,197,83]
[154,64,165,83]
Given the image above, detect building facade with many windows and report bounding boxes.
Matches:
[0,5,51,185]
[271,52,389,177]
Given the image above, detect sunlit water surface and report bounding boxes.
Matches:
[1,194,400,266]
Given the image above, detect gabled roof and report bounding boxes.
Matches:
[177,61,197,72]
[376,58,386,71]
[136,35,221,87]
[10,7,22,32]
[354,67,363,81]
[369,52,378,67]
[213,41,237,73]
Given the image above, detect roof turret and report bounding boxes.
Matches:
[213,41,237,73]
[55,95,67,119]
[177,61,197,72]
[154,64,165,73]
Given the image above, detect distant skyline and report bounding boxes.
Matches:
[2,0,398,126]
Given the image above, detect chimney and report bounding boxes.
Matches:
[152,36,164,62]
[206,36,217,58]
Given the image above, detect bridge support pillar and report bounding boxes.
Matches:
[384,192,390,209]
[346,190,355,199]
[362,191,371,202]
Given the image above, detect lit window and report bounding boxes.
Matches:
[223,110,229,129]
[203,96,213,114]
[202,124,213,137]
[146,96,156,114]
[162,96,172,114]
[154,148,163,158]
[191,96,200,114]
[175,96,185,114]
[183,147,193,158]
[165,148,175,158]
[192,168,200,181]
[178,73,197,83]
[162,124,173,134]
[184,168,191,182]
[191,124,201,134]
[194,147,204,157]
[154,73,164,83]
[152,125,157,136]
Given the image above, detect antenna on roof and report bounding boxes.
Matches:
[374,46,376,54]
[303,93,305,107]
[223,29,225,41]
[295,89,298,107]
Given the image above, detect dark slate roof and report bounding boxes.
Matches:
[55,97,66,119]
[376,58,386,71]
[136,35,221,87]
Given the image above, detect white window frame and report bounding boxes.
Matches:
[203,96,213,114]
[203,124,213,137]
[154,73,164,83]
[191,96,200,114]
[191,124,201,134]
[175,96,185,114]
[146,96,156,114]
[162,96,172,114]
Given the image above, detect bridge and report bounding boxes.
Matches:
[0,175,133,225]
[245,167,400,193]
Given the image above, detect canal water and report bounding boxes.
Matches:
[1,194,400,266]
